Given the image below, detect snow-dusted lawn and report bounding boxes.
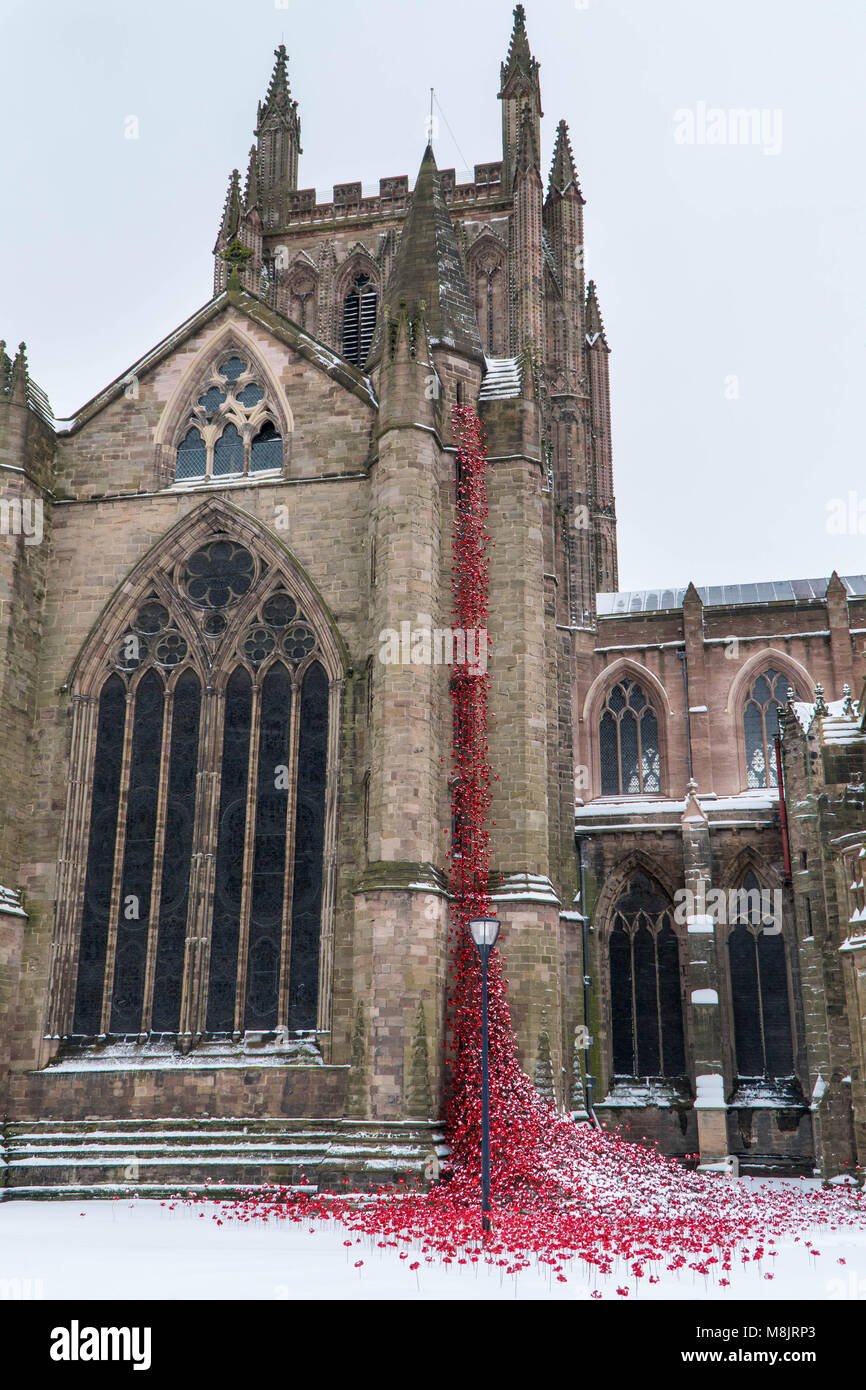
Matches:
[1,1182,864,1301]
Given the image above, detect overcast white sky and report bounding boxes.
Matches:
[1,0,864,591]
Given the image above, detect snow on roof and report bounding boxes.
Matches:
[791,697,863,741]
[574,789,779,825]
[597,575,866,615]
[479,356,522,400]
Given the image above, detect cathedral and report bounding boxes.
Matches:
[1,6,864,1198]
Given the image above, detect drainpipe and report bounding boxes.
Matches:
[576,834,597,1124]
[678,649,693,784]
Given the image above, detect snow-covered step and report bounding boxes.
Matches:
[0,1119,446,1199]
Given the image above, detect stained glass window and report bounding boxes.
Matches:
[744,669,798,789]
[110,669,164,1034]
[213,423,244,477]
[207,665,252,1032]
[174,354,283,482]
[599,679,661,795]
[176,427,207,481]
[245,664,293,1030]
[728,871,794,1077]
[68,537,332,1044]
[151,670,201,1033]
[609,872,685,1079]
[250,421,283,473]
[289,662,328,1029]
[72,675,126,1035]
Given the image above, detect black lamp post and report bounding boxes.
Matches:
[468,915,501,1233]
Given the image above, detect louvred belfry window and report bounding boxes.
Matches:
[744,668,799,789]
[599,678,661,795]
[174,356,283,482]
[728,871,794,1078]
[342,273,378,367]
[608,871,686,1079]
[69,534,334,1042]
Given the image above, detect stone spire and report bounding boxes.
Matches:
[500,4,539,95]
[548,119,582,200]
[257,43,295,127]
[499,5,542,190]
[367,145,484,368]
[255,44,302,225]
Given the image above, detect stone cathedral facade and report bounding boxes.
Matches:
[1,7,864,1196]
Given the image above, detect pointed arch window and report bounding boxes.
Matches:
[174,356,283,483]
[470,249,506,357]
[728,870,794,1078]
[744,668,799,789]
[608,871,686,1079]
[68,536,334,1043]
[599,678,661,795]
[342,273,378,367]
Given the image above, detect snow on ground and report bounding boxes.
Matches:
[2,1180,865,1301]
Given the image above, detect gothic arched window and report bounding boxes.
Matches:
[470,249,506,357]
[174,356,283,483]
[608,871,686,1078]
[744,668,799,789]
[342,273,378,367]
[69,535,333,1043]
[599,678,661,795]
[728,871,794,1078]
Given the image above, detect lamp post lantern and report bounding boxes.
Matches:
[468,915,501,1233]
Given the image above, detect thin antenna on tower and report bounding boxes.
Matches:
[429,87,434,146]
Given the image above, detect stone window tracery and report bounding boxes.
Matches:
[743,668,799,789]
[608,871,686,1079]
[598,678,661,795]
[728,870,794,1079]
[174,356,284,483]
[69,535,331,1042]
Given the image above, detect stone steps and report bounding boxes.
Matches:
[1,1118,449,1199]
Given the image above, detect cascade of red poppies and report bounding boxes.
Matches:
[445,404,573,1207]
[180,407,865,1286]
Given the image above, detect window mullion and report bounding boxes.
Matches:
[180,683,223,1045]
[276,676,302,1030]
[98,690,136,1035]
[753,932,770,1076]
[635,714,643,795]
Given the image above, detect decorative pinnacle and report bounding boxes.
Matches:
[219,169,243,240]
[548,119,581,199]
[263,44,291,114]
[814,682,828,716]
[514,101,540,179]
[503,5,534,77]
[244,146,260,209]
[585,281,610,350]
